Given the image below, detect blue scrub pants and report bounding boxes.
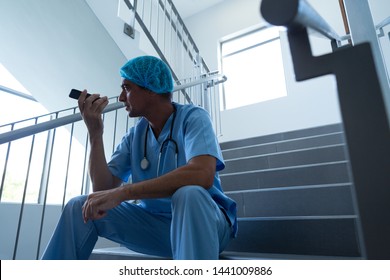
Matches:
[41,185,232,260]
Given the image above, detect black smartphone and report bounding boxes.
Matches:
[69,89,91,100]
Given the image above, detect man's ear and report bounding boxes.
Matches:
[147,89,159,98]
[139,87,153,97]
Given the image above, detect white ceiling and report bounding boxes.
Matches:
[172,0,226,19]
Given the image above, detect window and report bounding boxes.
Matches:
[220,26,288,110]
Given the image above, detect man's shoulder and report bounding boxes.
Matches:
[175,103,208,117]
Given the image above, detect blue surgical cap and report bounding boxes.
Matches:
[120,56,174,94]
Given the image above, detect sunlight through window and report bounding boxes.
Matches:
[220,26,287,110]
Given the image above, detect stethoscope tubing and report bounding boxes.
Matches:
[141,104,178,172]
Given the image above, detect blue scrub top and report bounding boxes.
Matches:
[107,103,237,237]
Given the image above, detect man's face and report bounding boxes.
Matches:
[119,80,149,118]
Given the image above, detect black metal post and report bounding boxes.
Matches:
[261,0,390,259]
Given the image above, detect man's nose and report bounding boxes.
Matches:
[119,91,126,102]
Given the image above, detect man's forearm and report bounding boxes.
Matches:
[122,155,216,200]
[88,136,117,191]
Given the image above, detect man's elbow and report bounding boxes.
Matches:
[189,155,216,189]
[199,168,215,189]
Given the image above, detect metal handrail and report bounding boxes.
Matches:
[376,16,390,37]
[0,85,37,102]
[376,16,390,30]
[0,103,124,145]
[261,1,389,43]
[175,73,226,91]
[0,73,227,145]
[260,0,343,41]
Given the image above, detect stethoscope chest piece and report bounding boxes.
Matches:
[140,157,150,170]
[140,103,178,173]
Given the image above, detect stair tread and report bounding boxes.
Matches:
[90,247,360,260]
[220,123,344,150]
[90,247,169,260]
[224,144,345,161]
[221,145,347,174]
[220,160,349,176]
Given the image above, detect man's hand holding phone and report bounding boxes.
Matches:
[70,89,109,138]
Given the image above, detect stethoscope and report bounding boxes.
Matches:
[140,104,178,174]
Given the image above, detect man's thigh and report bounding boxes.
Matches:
[93,201,172,258]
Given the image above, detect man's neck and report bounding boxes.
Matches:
[147,102,174,138]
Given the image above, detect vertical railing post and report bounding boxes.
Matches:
[343,0,390,123]
[81,135,89,195]
[62,117,76,209]
[13,123,37,259]
[36,125,57,260]
[37,127,54,204]
[0,134,12,200]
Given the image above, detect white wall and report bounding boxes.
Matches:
[368,0,390,25]
[0,203,61,259]
[183,0,389,142]
[0,0,134,112]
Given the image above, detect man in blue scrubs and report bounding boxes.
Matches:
[42,56,237,260]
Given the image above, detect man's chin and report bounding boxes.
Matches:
[128,111,138,118]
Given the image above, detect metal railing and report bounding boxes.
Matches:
[0,73,226,146]
[261,0,390,260]
[123,0,209,84]
[0,95,131,259]
[376,16,390,38]
[0,73,226,259]
[376,15,390,87]
[0,85,37,102]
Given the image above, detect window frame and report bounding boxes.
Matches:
[219,24,288,110]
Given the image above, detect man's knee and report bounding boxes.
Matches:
[171,186,215,213]
[172,185,207,203]
[64,195,87,213]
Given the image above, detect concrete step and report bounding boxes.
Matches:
[220,123,343,150]
[221,144,347,174]
[90,247,359,260]
[220,161,351,192]
[90,247,169,260]
[89,247,269,260]
[227,183,355,218]
[222,132,345,160]
[225,216,361,258]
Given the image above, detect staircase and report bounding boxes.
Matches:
[220,123,361,259]
[90,122,362,260]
